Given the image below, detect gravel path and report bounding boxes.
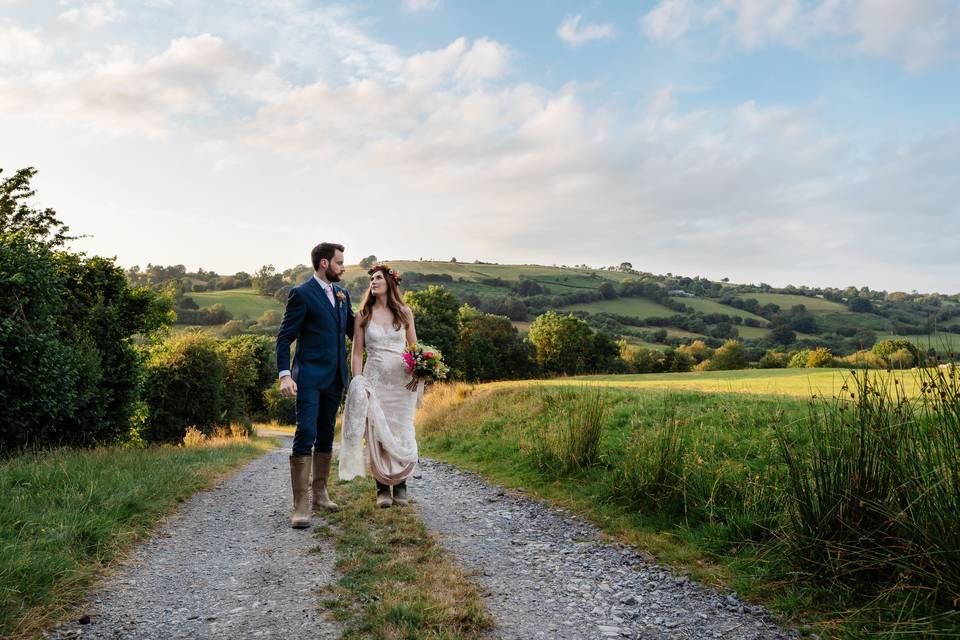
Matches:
[412,458,798,640]
[45,436,340,640]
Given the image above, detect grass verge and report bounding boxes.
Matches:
[0,434,275,638]
[416,373,960,638]
[318,476,494,639]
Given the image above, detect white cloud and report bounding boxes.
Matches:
[557,15,616,46]
[454,38,511,83]
[0,34,257,136]
[0,21,52,65]
[59,0,125,28]
[642,0,698,41]
[642,0,960,69]
[403,0,442,12]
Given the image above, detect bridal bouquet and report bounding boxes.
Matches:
[402,343,450,391]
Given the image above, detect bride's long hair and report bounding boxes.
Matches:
[358,264,407,331]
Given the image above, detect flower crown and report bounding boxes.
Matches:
[368,263,401,284]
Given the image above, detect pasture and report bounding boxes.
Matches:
[558,296,676,317]
[190,288,282,320]
[512,367,928,398]
[672,296,768,324]
[736,292,847,313]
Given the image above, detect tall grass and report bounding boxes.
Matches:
[774,367,960,631]
[418,372,960,636]
[523,387,606,476]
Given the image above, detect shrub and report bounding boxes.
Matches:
[806,347,835,368]
[788,349,811,368]
[262,383,296,424]
[143,332,226,443]
[873,338,921,365]
[839,350,887,369]
[708,340,748,371]
[219,335,275,424]
[758,350,789,369]
[677,340,713,364]
[888,348,915,369]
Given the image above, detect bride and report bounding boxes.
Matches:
[339,263,420,507]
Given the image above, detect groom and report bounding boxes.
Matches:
[277,242,354,529]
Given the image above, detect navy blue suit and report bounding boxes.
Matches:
[276,278,354,455]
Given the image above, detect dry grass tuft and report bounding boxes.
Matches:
[320,475,493,639]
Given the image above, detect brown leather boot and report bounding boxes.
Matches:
[376,481,392,508]
[311,452,339,512]
[289,455,312,529]
[392,481,409,507]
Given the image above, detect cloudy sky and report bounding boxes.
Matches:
[2,1,959,293]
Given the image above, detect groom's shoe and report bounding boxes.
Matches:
[311,452,339,512]
[376,481,392,509]
[392,481,409,507]
[289,455,312,529]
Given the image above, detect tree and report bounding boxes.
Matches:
[619,262,633,272]
[769,324,797,345]
[708,340,748,370]
[359,255,378,269]
[847,296,874,313]
[405,285,460,372]
[1,167,73,247]
[252,264,284,296]
[456,305,534,381]
[598,281,617,300]
[527,311,595,375]
[1,167,171,451]
[873,338,921,365]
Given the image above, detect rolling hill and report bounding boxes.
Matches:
[174,259,959,356]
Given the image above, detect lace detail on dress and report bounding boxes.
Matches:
[339,321,419,484]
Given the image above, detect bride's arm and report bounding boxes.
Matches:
[403,306,417,347]
[350,313,365,379]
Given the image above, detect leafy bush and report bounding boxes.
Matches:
[758,350,789,369]
[220,335,275,424]
[838,350,887,369]
[873,338,921,365]
[1,167,170,452]
[888,348,915,369]
[262,383,296,424]
[806,347,835,368]
[788,349,811,368]
[143,332,226,443]
[707,340,748,370]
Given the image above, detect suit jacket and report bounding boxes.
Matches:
[276,278,355,390]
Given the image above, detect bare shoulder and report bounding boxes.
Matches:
[400,305,415,320]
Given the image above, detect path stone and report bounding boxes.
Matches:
[45,436,340,640]
[412,458,797,640]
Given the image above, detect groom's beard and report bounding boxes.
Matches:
[325,266,342,282]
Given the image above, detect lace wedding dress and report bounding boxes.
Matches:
[339,321,419,485]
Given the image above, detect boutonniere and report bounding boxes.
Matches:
[335,290,346,304]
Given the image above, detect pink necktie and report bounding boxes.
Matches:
[324,284,335,307]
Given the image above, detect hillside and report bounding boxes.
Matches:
[168,259,960,357]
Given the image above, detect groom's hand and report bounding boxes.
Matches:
[280,375,298,397]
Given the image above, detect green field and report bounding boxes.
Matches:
[190,288,282,320]
[737,293,847,313]
[735,324,771,339]
[559,297,676,317]
[343,261,636,285]
[417,371,960,636]
[673,297,768,323]
[501,367,926,399]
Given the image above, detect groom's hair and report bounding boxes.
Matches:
[311,242,345,270]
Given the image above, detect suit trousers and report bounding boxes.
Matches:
[292,382,343,456]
